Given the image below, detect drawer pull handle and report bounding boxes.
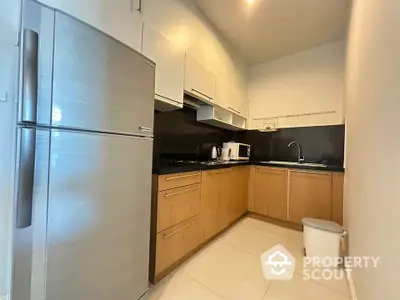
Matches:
[290,170,331,176]
[162,220,198,239]
[164,186,200,198]
[256,168,285,174]
[165,173,200,181]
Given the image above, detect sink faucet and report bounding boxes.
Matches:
[288,141,305,163]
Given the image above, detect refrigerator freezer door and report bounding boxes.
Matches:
[44,130,152,300]
[19,0,55,125]
[52,12,155,136]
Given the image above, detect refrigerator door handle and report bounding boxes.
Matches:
[21,29,39,123]
[16,127,36,229]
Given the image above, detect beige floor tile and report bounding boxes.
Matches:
[263,274,350,300]
[305,268,350,296]
[219,218,303,259]
[148,271,224,300]
[183,241,270,300]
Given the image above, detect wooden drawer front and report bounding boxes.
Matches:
[157,184,201,232]
[155,215,203,275]
[158,171,201,191]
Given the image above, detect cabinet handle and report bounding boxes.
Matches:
[138,126,152,132]
[191,88,213,101]
[256,168,285,174]
[162,220,198,239]
[228,107,240,114]
[164,186,200,198]
[209,168,232,175]
[290,170,331,176]
[165,173,200,181]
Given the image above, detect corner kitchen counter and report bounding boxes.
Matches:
[153,160,344,175]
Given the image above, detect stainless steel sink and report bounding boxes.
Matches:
[260,161,327,168]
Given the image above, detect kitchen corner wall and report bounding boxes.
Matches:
[248,41,345,129]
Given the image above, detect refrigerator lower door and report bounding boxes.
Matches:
[12,128,51,300]
[12,129,153,300]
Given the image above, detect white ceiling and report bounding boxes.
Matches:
[191,0,351,65]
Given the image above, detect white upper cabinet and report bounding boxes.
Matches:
[217,80,248,119]
[184,54,216,104]
[38,0,143,51]
[142,24,184,111]
[228,85,248,119]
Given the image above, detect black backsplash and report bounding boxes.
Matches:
[153,106,237,164]
[153,106,345,167]
[237,126,345,165]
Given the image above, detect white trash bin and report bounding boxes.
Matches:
[302,218,345,268]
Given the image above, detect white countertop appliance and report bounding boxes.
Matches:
[222,142,251,161]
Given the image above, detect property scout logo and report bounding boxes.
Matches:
[261,244,380,281]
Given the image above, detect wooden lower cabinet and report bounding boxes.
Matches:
[155,215,203,275]
[157,183,201,232]
[288,170,332,224]
[152,166,344,282]
[331,172,344,225]
[200,169,222,240]
[157,171,201,191]
[249,166,288,220]
[230,167,250,221]
[201,167,249,242]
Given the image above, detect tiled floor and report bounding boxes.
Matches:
[149,217,350,300]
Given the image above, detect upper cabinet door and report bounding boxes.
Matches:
[184,54,216,104]
[227,84,247,118]
[52,12,155,136]
[142,24,184,111]
[38,0,143,51]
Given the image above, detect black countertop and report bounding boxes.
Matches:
[153,160,345,175]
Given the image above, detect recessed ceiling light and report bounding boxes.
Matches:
[247,0,255,4]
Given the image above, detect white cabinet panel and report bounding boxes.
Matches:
[219,81,248,119]
[38,0,143,51]
[142,24,184,111]
[184,54,216,104]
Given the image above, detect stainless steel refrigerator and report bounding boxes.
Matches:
[12,1,155,299]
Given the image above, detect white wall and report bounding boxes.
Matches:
[0,0,20,297]
[248,42,345,129]
[345,1,400,299]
